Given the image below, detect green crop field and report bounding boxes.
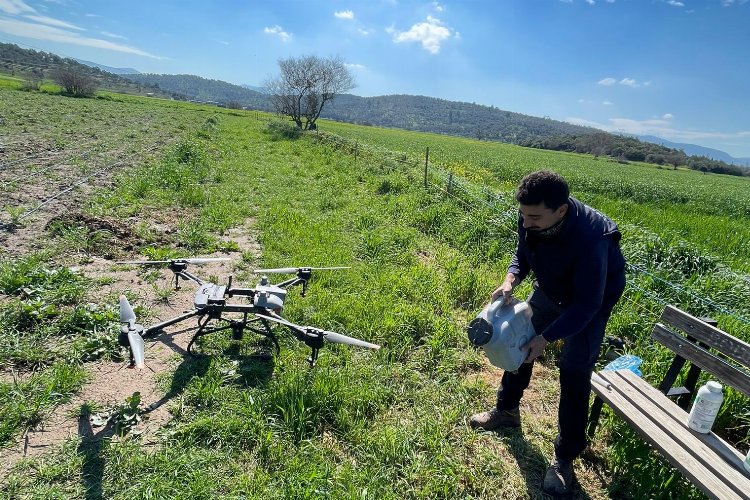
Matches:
[1,83,748,499]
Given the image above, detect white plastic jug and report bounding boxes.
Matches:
[467,298,536,372]
[687,381,723,434]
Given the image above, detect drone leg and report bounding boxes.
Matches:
[187,316,210,356]
[307,347,319,368]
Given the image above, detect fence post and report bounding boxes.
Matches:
[424,147,429,189]
[448,173,453,194]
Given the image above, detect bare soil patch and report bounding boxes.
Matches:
[0,218,261,474]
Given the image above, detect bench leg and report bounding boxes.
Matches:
[588,396,604,438]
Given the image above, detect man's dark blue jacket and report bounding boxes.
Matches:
[508,197,626,342]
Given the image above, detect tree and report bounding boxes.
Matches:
[52,65,97,97]
[265,55,355,130]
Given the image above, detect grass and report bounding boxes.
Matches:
[0,87,747,498]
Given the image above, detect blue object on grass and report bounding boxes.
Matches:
[603,354,643,377]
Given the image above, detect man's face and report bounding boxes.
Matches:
[519,202,568,232]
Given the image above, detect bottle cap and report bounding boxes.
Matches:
[707,381,722,392]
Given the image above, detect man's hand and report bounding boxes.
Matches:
[521,335,548,363]
[490,273,517,304]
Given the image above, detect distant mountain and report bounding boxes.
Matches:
[241,84,268,93]
[122,73,271,109]
[324,94,599,143]
[75,59,140,75]
[636,135,750,167]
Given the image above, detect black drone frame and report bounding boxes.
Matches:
[119,261,378,368]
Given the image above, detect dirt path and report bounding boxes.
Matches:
[0,220,261,475]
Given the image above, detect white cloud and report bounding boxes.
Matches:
[432,1,445,12]
[586,0,595,4]
[599,77,648,87]
[603,100,613,106]
[24,14,83,30]
[567,115,750,145]
[100,31,126,40]
[0,17,162,58]
[345,63,365,69]
[357,28,372,36]
[663,113,674,120]
[721,0,748,5]
[0,0,35,15]
[263,25,291,42]
[334,10,354,20]
[385,25,395,34]
[666,0,684,6]
[392,16,452,54]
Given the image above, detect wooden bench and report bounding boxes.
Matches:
[587,305,750,499]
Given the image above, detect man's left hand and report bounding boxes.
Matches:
[521,335,548,363]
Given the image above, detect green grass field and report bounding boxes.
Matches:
[1,83,748,498]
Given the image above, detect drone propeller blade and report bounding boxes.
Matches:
[116,257,230,266]
[183,257,231,264]
[253,266,351,274]
[119,295,136,323]
[321,331,380,350]
[128,331,146,368]
[254,314,379,350]
[116,260,171,265]
[253,267,299,274]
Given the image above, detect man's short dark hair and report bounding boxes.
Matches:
[515,170,569,209]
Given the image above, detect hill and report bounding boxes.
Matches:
[0,42,172,97]
[636,134,750,166]
[123,73,272,109]
[75,59,140,75]
[120,73,598,142]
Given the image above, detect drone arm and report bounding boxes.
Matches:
[177,270,204,286]
[144,309,202,336]
[276,277,302,288]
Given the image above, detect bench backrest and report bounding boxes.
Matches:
[652,305,750,398]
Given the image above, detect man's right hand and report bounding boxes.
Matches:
[490,274,517,304]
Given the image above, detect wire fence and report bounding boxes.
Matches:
[310,130,750,329]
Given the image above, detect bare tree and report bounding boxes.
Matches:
[52,65,97,97]
[265,55,355,130]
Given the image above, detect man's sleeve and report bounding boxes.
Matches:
[540,238,608,342]
[507,217,530,282]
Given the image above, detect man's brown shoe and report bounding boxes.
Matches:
[468,407,521,430]
[543,455,574,496]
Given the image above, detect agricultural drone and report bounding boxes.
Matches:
[117,258,380,368]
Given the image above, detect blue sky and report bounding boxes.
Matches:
[1,0,749,158]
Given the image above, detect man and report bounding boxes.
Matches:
[469,170,626,496]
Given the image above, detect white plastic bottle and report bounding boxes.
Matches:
[686,381,723,434]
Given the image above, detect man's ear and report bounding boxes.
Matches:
[557,203,568,217]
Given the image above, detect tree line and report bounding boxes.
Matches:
[520,133,749,177]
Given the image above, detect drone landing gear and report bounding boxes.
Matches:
[186,316,281,359]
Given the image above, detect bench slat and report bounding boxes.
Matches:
[603,370,747,473]
[600,370,750,492]
[661,305,750,368]
[652,324,750,398]
[594,370,750,499]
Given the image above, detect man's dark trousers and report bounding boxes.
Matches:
[495,285,622,461]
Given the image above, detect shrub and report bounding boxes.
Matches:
[264,120,302,140]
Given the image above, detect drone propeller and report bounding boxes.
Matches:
[252,266,351,274]
[116,257,230,265]
[255,313,380,350]
[119,295,146,368]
